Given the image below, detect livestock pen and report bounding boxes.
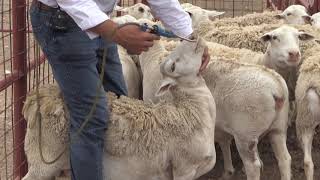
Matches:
[0,0,319,179]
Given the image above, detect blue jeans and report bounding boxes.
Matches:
[30,3,127,180]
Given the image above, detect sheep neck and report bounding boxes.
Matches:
[139,41,167,70]
[263,52,297,101]
[170,76,215,120]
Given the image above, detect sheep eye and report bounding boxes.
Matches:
[287,13,292,16]
[272,36,278,40]
[138,7,144,13]
[171,62,176,72]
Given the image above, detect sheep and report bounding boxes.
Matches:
[203,58,291,180]
[166,26,315,108]
[295,42,320,180]
[115,3,154,21]
[180,3,225,29]
[197,23,320,54]
[304,12,320,28]
[117,45,142,99]
[311,12,320,28]
[203,10,282,29]
[110,15,142,99]
[22,37,217,180]
[141,38,291,180]
[275,4,310,25]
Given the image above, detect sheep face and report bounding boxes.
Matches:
[162,37,205,78]
[116,3,154,21]
[156,37,206,96]
[276,5,309,25]
[261,25,314,68]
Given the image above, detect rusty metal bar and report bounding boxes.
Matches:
[12,0,28,179]
[0,54,46,92]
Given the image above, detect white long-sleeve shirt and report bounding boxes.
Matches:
[39,0,193,39]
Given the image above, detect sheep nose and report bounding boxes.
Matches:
[288,51,300,62]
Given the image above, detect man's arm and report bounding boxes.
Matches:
[147,0,193,37]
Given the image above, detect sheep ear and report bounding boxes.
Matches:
[302,15,312,24]
[298,32,314,41]
[275,14,285,19]
[208,11,225,21]
[156,78,176,97]
[186,11,192,17]
[260,33,272,42]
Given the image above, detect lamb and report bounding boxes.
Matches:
[115,3,154,21]
[22,37,217,180]
[275,5,310,25]
[295,42,320,180]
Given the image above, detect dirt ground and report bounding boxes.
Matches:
[198,126,320,180]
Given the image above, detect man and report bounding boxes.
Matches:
[30,0,209,179]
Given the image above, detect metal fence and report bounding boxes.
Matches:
[0,0,318,179]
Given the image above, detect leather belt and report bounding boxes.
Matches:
[32,0,60,12]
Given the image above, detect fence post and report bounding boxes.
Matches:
[12,0,28,179]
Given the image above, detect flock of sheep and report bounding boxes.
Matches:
[21,3,320,180]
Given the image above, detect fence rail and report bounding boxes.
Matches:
[0,0,319,179]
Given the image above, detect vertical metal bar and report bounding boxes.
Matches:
[12,0,27,179]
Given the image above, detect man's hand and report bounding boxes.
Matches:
[90,20,160,55]
[113,24,160,55]
[199,46,210,73]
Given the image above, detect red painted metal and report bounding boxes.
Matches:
[12,0,28,179]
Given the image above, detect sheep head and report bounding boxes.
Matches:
[156,36,206,96]
[260,25,314,68]
[115,3,154,21]
[275,5,309,25]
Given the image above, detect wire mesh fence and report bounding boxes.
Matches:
[0,0,318,179]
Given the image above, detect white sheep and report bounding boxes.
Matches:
[22,37,217,180]
[115,3,154,21]
[200,10,281,29]
[141,38,291,180]
[168,26,315,104]
[180,3,225,29]
[203,58,291,180]
[304,12,320,28]
[117,45,142,99]
[295,42,320,180]
[276,4,310,24]
[197,23,320,53]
